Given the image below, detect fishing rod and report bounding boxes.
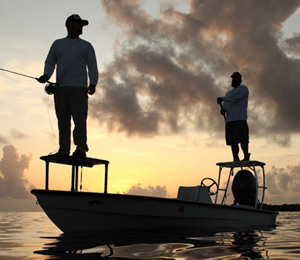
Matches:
[219,103,226,121]
[0,67,57,94]
[0,67,39,81]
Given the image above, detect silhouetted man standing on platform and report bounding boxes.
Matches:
[38,14,98,158]
[217,72,249,162]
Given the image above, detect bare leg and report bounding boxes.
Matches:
[241,143,249,161]
[231,144,240,161]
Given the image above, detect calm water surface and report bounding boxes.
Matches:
[0,212,299,259]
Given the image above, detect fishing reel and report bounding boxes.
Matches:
[44,83,57,95]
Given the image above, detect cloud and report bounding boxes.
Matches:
[283,32,300,56]
[90,0,300,145]
[0,145,33,199]
[266,164,300,194]
[10,128,26,139]
[0,135,8,144]
[123,183,169,197]
[265,163,300,203]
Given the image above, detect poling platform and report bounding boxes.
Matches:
[40,155,109,193]
[216,160,265,168]
[215,160,266,209]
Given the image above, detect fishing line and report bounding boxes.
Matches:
[42,93,90,191]
[1,67,58,152]
[43,91,58,152]
[80,167,83,191]
[1,67,91,191]
[41,92,72,181]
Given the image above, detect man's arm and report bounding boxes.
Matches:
[38,42,57,84]
[222,85,248,102]
[87,43,98,95]
[87,45,99,86]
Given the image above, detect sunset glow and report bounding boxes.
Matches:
[1,0,300,211]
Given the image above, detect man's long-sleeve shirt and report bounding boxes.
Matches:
[222,85,249,123]
[44,37,98,87]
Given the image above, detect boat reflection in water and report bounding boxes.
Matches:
[34,226,273,259]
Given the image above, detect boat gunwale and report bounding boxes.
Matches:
[31,188,278,215]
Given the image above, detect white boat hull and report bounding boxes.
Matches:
[31,189,277,233]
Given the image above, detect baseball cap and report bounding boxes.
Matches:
[231,72,242,78]
[65,14,89,26]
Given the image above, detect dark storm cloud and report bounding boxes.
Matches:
[0,145,33,199]
[91,0,300,143]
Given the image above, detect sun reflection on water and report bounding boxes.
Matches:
[0,212,299,259]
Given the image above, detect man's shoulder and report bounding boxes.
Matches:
[226,84,248,95]
[52,37,92,46]
[78,38,93,47]
[54,37,67,42]
[240,84,249,93]
[234,84,248,91]
[51,37,67,45]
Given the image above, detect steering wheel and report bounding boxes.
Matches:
[200,178,219,195]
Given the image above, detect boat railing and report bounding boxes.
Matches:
[40,155,110,193]
[215,160,266,209]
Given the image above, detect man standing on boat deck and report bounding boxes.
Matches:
[38,14,98,158]
[217,72,249,162]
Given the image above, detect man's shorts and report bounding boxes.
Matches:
[226,120,249,146]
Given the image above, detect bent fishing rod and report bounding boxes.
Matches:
[0,67,57,94]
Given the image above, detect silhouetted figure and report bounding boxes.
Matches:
[38,14,98,157]
[217,72,249,161]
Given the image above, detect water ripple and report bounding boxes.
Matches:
[0,212,299,259]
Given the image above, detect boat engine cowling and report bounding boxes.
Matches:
[232,170,256,207]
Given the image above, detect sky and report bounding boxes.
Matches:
[1,0,300,211]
